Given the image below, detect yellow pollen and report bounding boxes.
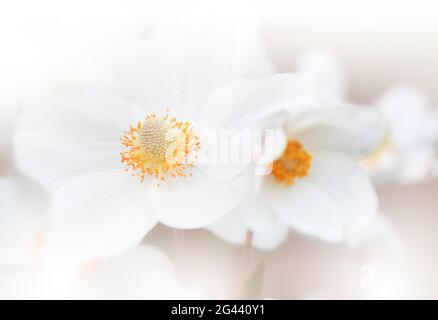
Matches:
[271,140,312,185]
[120,111,200,183]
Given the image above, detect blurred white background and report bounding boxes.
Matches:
[259,1,438,104]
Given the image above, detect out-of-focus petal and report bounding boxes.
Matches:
[77,246,186,299]
[14,91,141,191]
[40,170,157,265]
[0,246,185,300]
[108,11,273,120]
[0,177,47,264]
[0,264,77,299]
[367,86,438,184]
[376,86,438,149]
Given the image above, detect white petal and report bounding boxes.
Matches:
[0,246,185,300]
[286,105,385,160]
[148,168,252,229]
[108,13,272,119]
[365,86,438,184]
[398,147,436,184]
[40,170,157,265]
[199,74,318,130]
[197,75,314,181]
[77,246,186,299]
[0,265,75,299]
[376,86,438,149]
[196,129,250,181]
[266,179,344,242]
[0,177,46,264]
[197,127,286,181]
[14,91,140,191]
[207,208,249,246]
[248,198,289,250]
[266,152,378,241]
[308,152,378,237]
[208,196,289,250]
[256,127,288,169]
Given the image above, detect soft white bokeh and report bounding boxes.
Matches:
[0,246,187,299]
[364,86,438,184]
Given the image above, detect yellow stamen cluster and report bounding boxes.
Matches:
[271,140,312,185]
[121,112,200,183]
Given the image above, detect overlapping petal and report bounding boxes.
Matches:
[14,91,140,191]
[41,170,157,264]
[0,177,47,264]
[285,105,385,160]
[148,168,252,229]
[208,196,289,250]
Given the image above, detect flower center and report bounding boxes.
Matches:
[271,140,312,185]
[121,112,200,183]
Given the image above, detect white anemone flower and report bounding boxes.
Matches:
[14,20,316,263]
[0,246,187,299]
[296,51,438,184]
[0,101,47,265]
[208,103,385,249]
[363,86,438,184]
